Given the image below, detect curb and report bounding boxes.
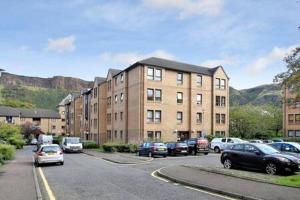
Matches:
[184,165,300,189]
[32,158,42,200]
[156,169,262,200]
[83,151,153,165]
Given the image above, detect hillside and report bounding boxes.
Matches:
[230,84,282,107]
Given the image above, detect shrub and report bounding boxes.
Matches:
[0,124,25,149]
[82,140,98,149]
[0,154,4,165]
[284,137,300,142]
[205,134,215,142]
[53,136,63,145]
[102,143,138,153]
[0,144,16,161]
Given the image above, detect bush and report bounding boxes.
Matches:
[284,137,300,142]
[205,134,215,142]
[0,124,25,149]
[0,144,16,161]
[53,136,63,145]
[82,140,98,149]
[102,143,138,153]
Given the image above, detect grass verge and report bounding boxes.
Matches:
[275,174,300,187]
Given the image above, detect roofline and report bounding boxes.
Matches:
[213,65,230,80]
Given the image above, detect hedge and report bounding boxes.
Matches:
[53,136,63,145]
[82,140,99,149]
[284,137,300,143]
[0,144,16,162]
[102,143,138,153]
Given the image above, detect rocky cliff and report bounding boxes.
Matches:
[0,72,93,90]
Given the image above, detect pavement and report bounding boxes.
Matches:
[0,146,37,200]
[83,149,152,164]
[157,165,300,200]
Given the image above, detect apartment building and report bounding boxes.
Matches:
[283,87,300,137]
[102,57,229,143]
[61,57,229,144]
[64,94,82,137]
[0,106,63,135]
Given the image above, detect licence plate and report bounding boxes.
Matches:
[159,148,164,151]
[181,150,187,153]
[47,153,55,156]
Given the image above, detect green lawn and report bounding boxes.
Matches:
[275,174,300,187]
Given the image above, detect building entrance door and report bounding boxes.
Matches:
[177,131,190,141]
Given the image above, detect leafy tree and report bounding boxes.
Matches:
[0,124,25,149]
[274,47,300,96]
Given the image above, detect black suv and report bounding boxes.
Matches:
[185,138,209,155]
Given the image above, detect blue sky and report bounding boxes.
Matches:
[0,0,299,89]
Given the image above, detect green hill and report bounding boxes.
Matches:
[230,84,282,107]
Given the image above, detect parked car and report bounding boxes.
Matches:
[270,142,300,159]
[30,138,38,145]
[221,143,300,175]
[34,144,64,166]
[185,138,209,155]
[263,139,273,144]
[137,142,167,157]
[61,137,83,153]
[166,142,188,156]
[210,138,246,153]
[37,134,53,149]
[272,139,284,143]
[249,139,263,144]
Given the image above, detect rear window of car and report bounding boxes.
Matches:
[177,143,187,147]
[154,143,166,147]
[41,146,60,152]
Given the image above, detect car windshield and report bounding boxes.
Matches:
[290,143,300,150]
[257,144,279,154]
[41,146,60,153]
[154,143,166,147]
[66,138,80,144]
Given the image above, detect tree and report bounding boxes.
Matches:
[274,47,300,96]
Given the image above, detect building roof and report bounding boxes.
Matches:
[58,94,73,106]
[94,77,106,86]
[108,68,122,77]
[0,106,60,118]
[113,57,223,77]
[81,88,92,95]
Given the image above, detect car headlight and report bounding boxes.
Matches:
[277,157,290,163]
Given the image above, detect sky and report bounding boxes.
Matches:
[0,0,299,89]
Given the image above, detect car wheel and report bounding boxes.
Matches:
[60,162,64,165]
[214,147,220,153]
[223,158,232,169]
[204,152,209,155]
[265,162,277,175]
[148,152,153,157]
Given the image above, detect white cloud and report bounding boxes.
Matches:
[200,55,236,67]
[143,0,224,18]
[99,50,176,67]
[47,35,76,53]
[247,44,299,75]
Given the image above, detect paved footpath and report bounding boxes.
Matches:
[158,165,300,200]
[0,146,36,200]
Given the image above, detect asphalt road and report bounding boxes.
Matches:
[37,151,227,200]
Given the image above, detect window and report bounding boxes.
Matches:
[216,78,220,89]
[177,92,183,104]
[107,80,112,91]
[197,94,202,105]
[94,119,97,129]
[94,103,98,113]
[296,130,300,137]
[120,73,124,83]
[147,67,154,80]
[107,97,111,107]
[120,130,123,139]
[216,114,221,124]
[296,114,300,123]
[197,131,202,138]
[196,113,202,124]
[20,117,25,121]
[52,125,56,130]
[115,113,117,121]
[221,97,226,106]
[288,130,295,137]
[120,112,123,120]
[197,74,202,86]
[115,77,118,86]
[177,112,183,123]
[177,72,183,84]
[155,69,162,81]
[147,89,154,101]
[232,144,244,151]
[245,144,257,153]
[216,96,220,106]
[221,114,226,124]
[289,114,294,123]
[155,110,161,123]
[147,131,154,141]
[115,95,118,103]
[107,113,111,124]
[147,110,154,122]
[220,79,226,89]
[155,131,161,141]
[107,130,112,140]
[6,116,13,123]
[94,88,97,98]
[120,93,124,102]
[114,130,117,138]
[155,89,162,101]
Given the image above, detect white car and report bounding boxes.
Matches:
[61,137,83,153]
[210,138,246,153]
[34,144,64,166]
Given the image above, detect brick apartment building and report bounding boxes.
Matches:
[62,57,229,145]
[283,87,300,137]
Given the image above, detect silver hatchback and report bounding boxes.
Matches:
[34,144,64,166]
